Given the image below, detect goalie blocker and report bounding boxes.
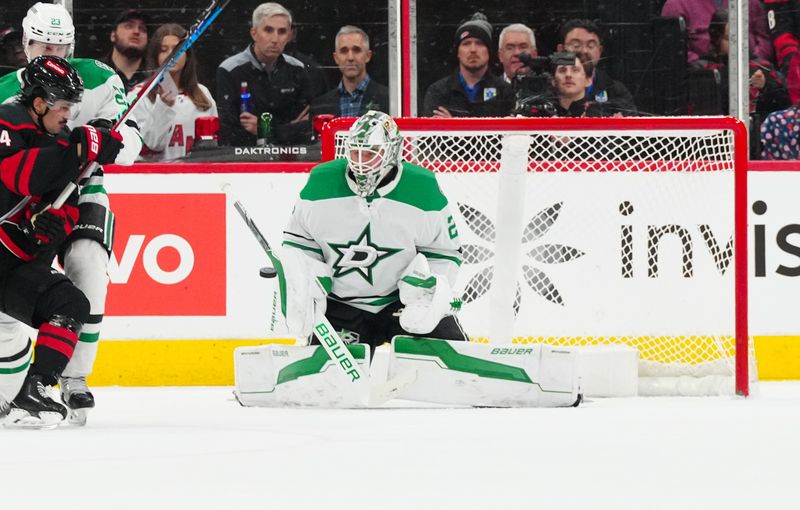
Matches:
[234,337,581,408]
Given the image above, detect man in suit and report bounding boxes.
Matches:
[310,26,389,119]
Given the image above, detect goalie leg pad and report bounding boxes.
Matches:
[234,343,371,408]
[389,337,581,407]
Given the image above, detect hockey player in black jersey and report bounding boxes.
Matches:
[0,56,122,428]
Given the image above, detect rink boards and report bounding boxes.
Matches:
[85,161,800,385]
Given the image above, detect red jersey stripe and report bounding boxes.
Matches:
[0,151,25,194]
[16,147,37,196]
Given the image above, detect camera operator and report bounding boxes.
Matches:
[511,51,606,117]
[551,52,605,117]
[498,24,537,84]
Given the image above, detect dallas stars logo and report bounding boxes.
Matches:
[328,224,401,284]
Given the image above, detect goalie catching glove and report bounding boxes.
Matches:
[398,254,458,335]
[277,248,332,343]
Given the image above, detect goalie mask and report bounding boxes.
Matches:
[22,2,75,61]
[345,111,402,197]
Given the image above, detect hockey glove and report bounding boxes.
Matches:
[69,125,124,165]
[20,204,78,247]
[398,254,456,335]
[277,248,332,343]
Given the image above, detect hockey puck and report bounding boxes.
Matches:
[259,267,277,278]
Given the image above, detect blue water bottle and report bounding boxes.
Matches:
[239,81,252,114]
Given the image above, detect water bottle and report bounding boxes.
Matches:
[239,81,252,114]
[257,112,273,146]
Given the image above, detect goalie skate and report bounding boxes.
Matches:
[4,374,67,429]
[59,376,95,426]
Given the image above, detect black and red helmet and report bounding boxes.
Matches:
[20,55,83,106]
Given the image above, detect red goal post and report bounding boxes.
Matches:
[321,116,751,396]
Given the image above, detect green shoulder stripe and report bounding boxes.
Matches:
[0,70,22,104]
[299,159,355,201]
[383,162,448,212]
[69,58,118,90]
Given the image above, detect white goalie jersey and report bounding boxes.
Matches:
[283,159,463,313]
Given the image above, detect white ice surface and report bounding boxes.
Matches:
[2,382,799,510]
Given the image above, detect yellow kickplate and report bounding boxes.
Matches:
[85,336,800,386]
[87,339,294,386]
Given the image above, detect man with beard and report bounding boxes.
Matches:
[103,9,149,92]
[422,13,513,118]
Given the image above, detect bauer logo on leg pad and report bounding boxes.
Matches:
[314,323,362,382]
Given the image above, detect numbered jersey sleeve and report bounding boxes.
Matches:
[418,204,462,287]
[69,58,142,165]
[0,106,80,196]
[387,162,463,286]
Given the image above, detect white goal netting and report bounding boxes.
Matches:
[327,117,753,395]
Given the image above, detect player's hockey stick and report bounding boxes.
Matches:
[221,183,367,388]
[45,0,231,211]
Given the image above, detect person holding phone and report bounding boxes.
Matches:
[129,23,217,162]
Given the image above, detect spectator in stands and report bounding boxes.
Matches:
[422,13,513,117]
[694,9,790,116]
[551,52,605,117]
[0,25,25,71]
[129,23,217,162]
[216,2,313,146]
[763,0,800,104]
[310,25,389,119]
[557,19,637,116]
[104,9,150,92]
[760,104,800,159]
[661,0,772,65]
[497,23,537,84]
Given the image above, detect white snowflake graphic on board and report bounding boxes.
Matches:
[458,201,585,313]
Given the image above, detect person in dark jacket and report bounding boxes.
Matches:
[551,52,605,117]
[310,26,389,119]
[215,3,313,146]
[422,13,513,118]
[557,19,637,116]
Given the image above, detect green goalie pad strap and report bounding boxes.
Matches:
[392,337,534,384]
[277,344,366,385]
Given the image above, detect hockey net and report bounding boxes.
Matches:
[322,116,752,396]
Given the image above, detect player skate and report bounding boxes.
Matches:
[5,374,68,429]
[59,376,94,426]
[0,395,9,421]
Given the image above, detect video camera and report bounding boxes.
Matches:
[512,51,578,117]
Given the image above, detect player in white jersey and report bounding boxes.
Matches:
[0,2,143,425]
[128,23,217,162]
[281,111,467,349]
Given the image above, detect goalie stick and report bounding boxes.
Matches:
[221,183,366,383]
[221,183,416,406]
[39,0,232,213]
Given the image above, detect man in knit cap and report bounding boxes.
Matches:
[422,13,513,117]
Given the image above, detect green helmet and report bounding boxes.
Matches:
[345,111,402,197]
